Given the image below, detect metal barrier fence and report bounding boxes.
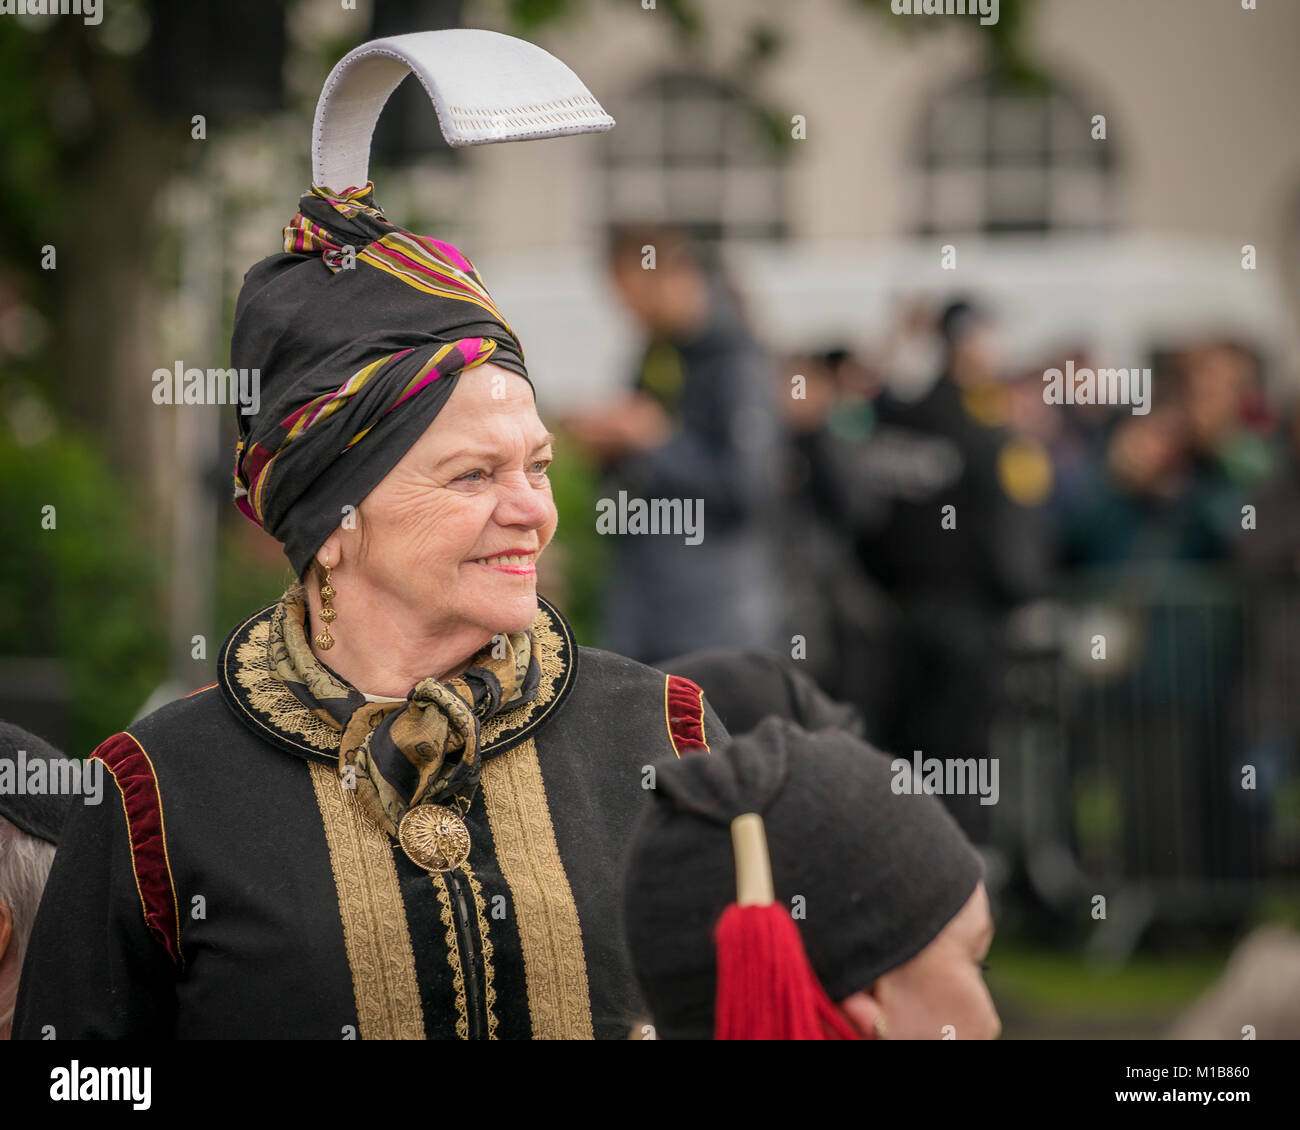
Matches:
[994,565,1300,955]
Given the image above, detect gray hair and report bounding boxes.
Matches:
[0,817,57,1034]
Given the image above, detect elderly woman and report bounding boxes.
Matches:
[14,181,722,1041]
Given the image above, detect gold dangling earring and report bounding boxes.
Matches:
[315,564,338,650]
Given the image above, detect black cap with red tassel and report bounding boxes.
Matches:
[713,813,858,1040]
[623,716,984,1041]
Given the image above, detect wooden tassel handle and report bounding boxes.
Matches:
[730,813,775,907]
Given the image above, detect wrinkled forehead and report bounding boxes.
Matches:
[409,365,549,460]
[453,361,536,402]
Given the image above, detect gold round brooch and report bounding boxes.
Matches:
[398,803,472,872]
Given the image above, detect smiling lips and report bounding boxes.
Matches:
[470,550,537,575]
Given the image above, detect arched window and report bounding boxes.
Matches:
[603,71,788,244]
[912,70,1120,236]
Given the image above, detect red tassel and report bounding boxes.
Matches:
[713,903,860,1040]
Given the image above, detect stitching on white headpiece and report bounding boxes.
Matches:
[312,29,615,192]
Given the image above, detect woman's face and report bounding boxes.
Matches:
[350,363,558,641]
[843,881,1000,1040]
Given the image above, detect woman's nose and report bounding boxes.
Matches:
[494,471,554,529]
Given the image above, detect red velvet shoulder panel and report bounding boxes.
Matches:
[664,674,709,756]
[92,732,184,968]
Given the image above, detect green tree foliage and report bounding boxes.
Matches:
[545,432,612,645]
[0,422,167,755]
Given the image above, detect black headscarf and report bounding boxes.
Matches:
[622,717,984,1039]
[231,183,529,576]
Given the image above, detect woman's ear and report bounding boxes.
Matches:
[838,988,886,1039]
[316,535,341,572]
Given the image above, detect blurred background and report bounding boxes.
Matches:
[3,0,1300,1037]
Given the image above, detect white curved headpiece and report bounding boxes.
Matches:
[312,28,616,191]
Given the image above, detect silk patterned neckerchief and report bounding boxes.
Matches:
[269,585,541,837]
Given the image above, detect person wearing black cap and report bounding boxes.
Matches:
[0,722,76,1040]
[14,40,727,1040]
[623,717,999,1040]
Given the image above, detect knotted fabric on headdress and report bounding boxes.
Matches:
[231,183,529,576]
[271,585,541,835]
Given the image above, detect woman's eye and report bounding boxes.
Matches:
[456,469,486,483]
[530,460,552,475]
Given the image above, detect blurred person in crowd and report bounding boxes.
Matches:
[622,717,999,1040]
[1062,341,1272,568]
[882,299,946,404]
[1183,341,1275,478]
[1237,394,1300,580]
[1061,405,1190,564]
[1006,346,1117,562]
[564,223,783,663]
[795,298,1050,841]
[812,344,883,403]
[1,723,74,1039]
[861,298,1051,605]
[1060,341,1276,882]
[777,347,896,734]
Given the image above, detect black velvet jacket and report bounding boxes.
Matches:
[14,596,721,1040]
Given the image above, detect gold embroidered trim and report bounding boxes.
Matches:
[229,599,568,756]
[431,872,470,1041]
[463,865,500,1040]
[235,615,339,752]
[308,762,426,1039]
[480,737,593,1039]
[481,605,566,746]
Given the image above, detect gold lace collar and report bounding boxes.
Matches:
[216,593,578,765]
